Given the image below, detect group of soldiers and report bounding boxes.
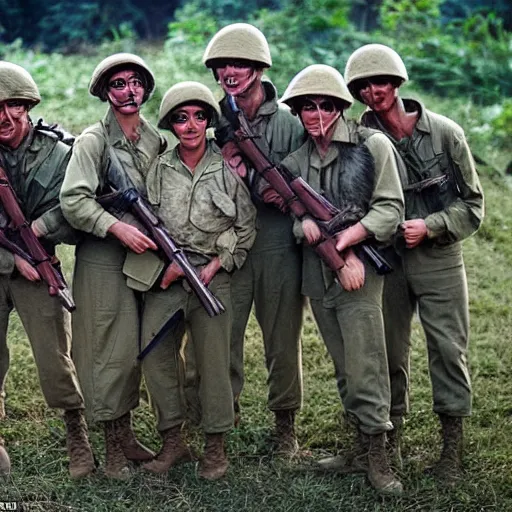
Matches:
[0,22,483,494]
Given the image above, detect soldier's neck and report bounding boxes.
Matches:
[376,97,418,141]
[235,82,265,121]
[178,140,206,173]
[114,111,141,143]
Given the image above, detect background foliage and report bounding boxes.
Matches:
[0,1,511,510]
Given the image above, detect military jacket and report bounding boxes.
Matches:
[60,107,163,237]
[217,79,305,252]
[146,141,256,272]
[281,117,404,299]
[361,99,484,246]
[0,127,72,275]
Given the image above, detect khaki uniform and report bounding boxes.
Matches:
[361,99,484,417]
[281,118,404,434]
[218,80,305,412]
[60,108,163,422]
[141,142,256,433]
[0,128,84,410]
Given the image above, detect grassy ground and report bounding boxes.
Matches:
[0,43,511,511]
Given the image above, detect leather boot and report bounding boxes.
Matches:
[117,411,155,462]
[0,437,10,476]
[367,433,403,494]
[315,426,368,473]
[63,409,95,479]
[143,426,195,474]
[386,416,403,471]
[103,420,130,480]
[425,414,463,483]
[198,433,229,481]
[273,409,299,456]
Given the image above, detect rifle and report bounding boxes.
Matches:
[226,96,392,275]
[97,149,225,318]
[0,166,76,311]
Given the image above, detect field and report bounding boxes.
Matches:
[0,42,511,511]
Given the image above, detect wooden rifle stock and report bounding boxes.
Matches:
[229,101,391,275]
[0,166,75,311]
[98,187,225,317]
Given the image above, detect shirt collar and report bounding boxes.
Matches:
[102,107,151,146]
[402,98,430,133]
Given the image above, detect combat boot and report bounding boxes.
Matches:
[386,416,403,471]
[63,409,95,479]
[117,411,155,462]
[143,426,196,474]
[103,420,130,480]
[0,437,10,476]
[273,409,299,457]
[367,432,403,495]
[425,414,463,484]
[198,433,229,480]
[315,426,368,473]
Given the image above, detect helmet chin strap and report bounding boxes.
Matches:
[318,108,341,138]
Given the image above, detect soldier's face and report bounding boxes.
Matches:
[0,100,30,149]
[106,69,145,115]
[215,61,261,97]
[299,96,340,138]
[358,77,397,113]
[170,105,208,153]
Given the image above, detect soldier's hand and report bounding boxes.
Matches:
[337,249,365,291]
[402,219,428,248]
[31,219,46,238]
[222,141,247,178]
[161,261,185,290]
[302,218,321,244]
[108,221,157,254]
[200,257,222,286]
[14,254,40,282]
[335,222,369,252]
[261,188,287,212]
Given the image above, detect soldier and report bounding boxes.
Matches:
[60,53,165,479]
[203,23,305,454]
[345,44,484,482]
[0,61,94,479]
[133,81,256,480]
[0,437,9,476]
[280,64,404,494]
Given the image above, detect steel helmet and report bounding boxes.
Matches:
[281,64,353,110]
[89,53,155,103]
[158,81,221,130]
[0,61,40,108]
[203,23,272,69]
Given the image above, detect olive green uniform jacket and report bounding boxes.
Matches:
[282,117,404,434]
[0,127,84,410]
[60,107,164,422]
[361,99,484,417]
[218,80,305,412]
[140,142,256,433]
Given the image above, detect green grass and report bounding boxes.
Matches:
[0,42,511,511]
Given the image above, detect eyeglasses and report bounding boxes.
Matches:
[300,99,337,113]
[170,110,208,124]
[108,77,144,90]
